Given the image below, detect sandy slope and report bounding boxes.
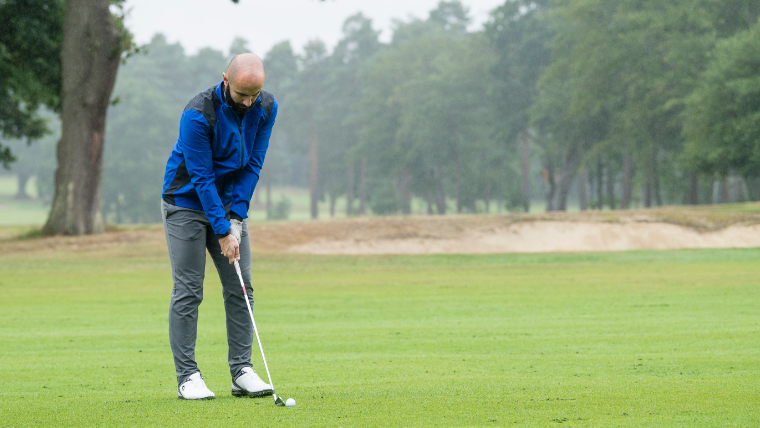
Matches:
[289,221,760,255]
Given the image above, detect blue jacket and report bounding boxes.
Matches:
[162,82,277,235]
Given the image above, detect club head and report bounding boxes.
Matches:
[274,394,286,406]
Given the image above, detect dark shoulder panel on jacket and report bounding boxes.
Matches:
[184,84,221,130]
[260,90,275,119]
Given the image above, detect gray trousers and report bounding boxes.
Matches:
[161,200,253,386]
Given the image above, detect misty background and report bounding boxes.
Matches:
[2,0,759,224]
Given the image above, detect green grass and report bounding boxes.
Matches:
[0,245,758,427]
[0,175,49,226]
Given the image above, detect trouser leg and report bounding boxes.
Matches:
[162,201,209,385]
[207,220,253,379]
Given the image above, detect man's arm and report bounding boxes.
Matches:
[229,99,278,219]
[179,109,231,236]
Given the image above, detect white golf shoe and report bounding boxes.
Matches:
[177,372,215,400]
[232,367,273,397]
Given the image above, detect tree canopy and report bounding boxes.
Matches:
[0,0,63,168]
[8,0,760,223]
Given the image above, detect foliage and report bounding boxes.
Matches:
[0,0,63,168]
[485,0,552,143]
[267,195,291,220]
[357,6,514,214]
[260,41,304,188]
[10,0,760,220]
[532,0,760,208]
[0,0,138,170]
[684,22,760,178]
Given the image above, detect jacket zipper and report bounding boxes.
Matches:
[230,108,244,170]
[238,118,244,170]
[232,96,261,170]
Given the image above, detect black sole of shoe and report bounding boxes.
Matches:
[231,389,274,398]
[177,395,215,400]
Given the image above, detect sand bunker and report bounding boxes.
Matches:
[288,221,760,255]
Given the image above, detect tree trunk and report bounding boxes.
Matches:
[578,169,587,211]
[453,126,461,214]
[346,164,354,217]
[596,157,603,210]
[266,172,272,218]
[433,165,446,215]
[308,130,318,219]
[721,177,729,204]
[358,157,366,216]
[484,182,491,214]
[521,130,531,213]
[253,184,261,207]
[621,154,632,209]
[543,164,555,212]
[644,178,652,208]
[15,171,31,199]
[555,171,571,211]
[553,144,582,211]
[329,190,336,218]
[689,173,698,205]
[606,162,615,210]
[44,0,121,235]
[399,170,412,215]
[653,155,662,206]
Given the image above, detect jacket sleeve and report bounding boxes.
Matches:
[230,99,278,219]
[179,109,231,235]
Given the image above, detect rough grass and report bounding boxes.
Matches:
[0,244,758,427]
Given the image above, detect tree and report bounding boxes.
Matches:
[320,13,381,217]
[290,40,330,219]
[355,1,504,215]
[262,41,299,218]
[684,21,760,180]
[0,0,63,169]
[533,0,751,210]
[485,0,553,212]
[43,0,132,235]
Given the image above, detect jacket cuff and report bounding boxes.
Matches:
[230,203,249,220]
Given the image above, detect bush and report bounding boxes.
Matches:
[268,196,291,220]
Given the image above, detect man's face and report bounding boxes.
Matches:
[223,72,263,109]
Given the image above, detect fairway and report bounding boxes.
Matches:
[0,242,758,427]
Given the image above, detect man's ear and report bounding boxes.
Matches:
[222,72,229,85]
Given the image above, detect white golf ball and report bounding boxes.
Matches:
[286,398,296,407]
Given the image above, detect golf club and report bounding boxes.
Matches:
[233,259,286,406]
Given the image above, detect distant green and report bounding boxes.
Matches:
[0,248,758,427]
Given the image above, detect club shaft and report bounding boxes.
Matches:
[234,261,277,400]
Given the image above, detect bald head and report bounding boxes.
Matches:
[226,53,265,86]
[223,53,265,109]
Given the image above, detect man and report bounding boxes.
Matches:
[161,53,278,400]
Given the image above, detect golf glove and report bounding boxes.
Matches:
[229,219,243,244]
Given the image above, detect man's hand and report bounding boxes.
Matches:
[219,234,240,264]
